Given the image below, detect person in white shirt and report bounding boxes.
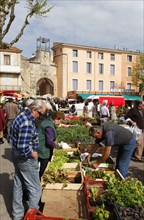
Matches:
[100,100,110,122]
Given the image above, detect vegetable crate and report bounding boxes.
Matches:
[23,208,77,220]
[83,176,105,213]
[82,169,124,181]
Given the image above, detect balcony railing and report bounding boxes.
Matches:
[0,85,21,91]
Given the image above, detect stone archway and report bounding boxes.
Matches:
[36,78,54,96]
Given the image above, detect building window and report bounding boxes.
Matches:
[127,55,132,62]
[86,62,92,73]
[4,55,11,65]
[72,61,78,72]
[72,79,78,90]
[110,54,115,61]
[110,64,115,75]
[98,53,104,59]
[127,67,132,76]
[98,80,103,91]
[86,80,91,90]
[110,81,115,91]
[99,63,104,74]
[127,83,131,90]
[73,49,78,57]
[87,51,92,58]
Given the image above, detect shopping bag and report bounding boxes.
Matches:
[128,125,142,140]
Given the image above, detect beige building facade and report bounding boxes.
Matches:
[0,46,21,92]
[0,42,141,100]
[52,42,140,98]
[0,46,57,98]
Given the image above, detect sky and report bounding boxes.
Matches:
[4,0,144,58]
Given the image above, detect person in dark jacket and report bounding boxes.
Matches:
[87,123,136,178]
[0,107,6,144]
[37,111,65,180]
[125,100,144,162]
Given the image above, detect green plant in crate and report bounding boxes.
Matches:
[104,175,144,207]
[56,125,93,144]
[43,149,69,185]
[90,186,99,201]
[92,206,110,220]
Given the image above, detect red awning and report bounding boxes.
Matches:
[0,91,24,98]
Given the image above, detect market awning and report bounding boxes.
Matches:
[77,93,115,100]
[122,95,142,101]
[0,90,24,98]
[77,93,91,100]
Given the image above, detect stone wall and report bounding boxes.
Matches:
[21,49,57,97]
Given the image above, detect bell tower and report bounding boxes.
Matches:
[36,37,50,51]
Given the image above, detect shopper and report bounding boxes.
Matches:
[109,102,117,122]
[37,111,65,180]
[83,102,89,118]
[125,100,144,162]
[69,104,77,116]
[88,123,136,178]
[10,99,46,220]
[0,107,6,144]
[4,98,19,142]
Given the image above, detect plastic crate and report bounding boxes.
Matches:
[113,203,123,220]
[23,208,77,220]
[83,176,105,213]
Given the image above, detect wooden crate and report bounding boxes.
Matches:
[63,162,81,171]
[41,186,88,219]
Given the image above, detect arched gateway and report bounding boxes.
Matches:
[36,78,54,96]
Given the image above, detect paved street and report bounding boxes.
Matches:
[0,139,14,220]
[0,139,144,220]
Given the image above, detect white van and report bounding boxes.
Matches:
[70,95,125,117]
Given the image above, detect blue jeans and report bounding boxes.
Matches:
[12,150,41,220]
[116,134,136,178]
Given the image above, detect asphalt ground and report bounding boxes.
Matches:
[0,139,144,220]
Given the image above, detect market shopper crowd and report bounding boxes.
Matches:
[0,97,144,220]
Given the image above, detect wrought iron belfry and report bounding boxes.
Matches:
[37,37,50,51]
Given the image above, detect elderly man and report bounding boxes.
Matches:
[10,99,46,220]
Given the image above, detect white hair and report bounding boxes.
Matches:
[102,100,108,106]
[45,101,53,111]
[28,99,46,112]
[25,98,34,107]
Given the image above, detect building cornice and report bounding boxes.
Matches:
[52,42,142,55]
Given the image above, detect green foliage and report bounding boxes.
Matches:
[63,119,84,126]
[131,53,144,92]
[43,149,69,184]
[90,186,99,201]
[43,149,81,184]
[92,206,110,220]
[104,175,144,207]
[0,0,52,45]
[26,0,52,17]
[56,125,93,144]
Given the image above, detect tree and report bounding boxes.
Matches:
[0,0,52,48]
[131,53,144,93]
